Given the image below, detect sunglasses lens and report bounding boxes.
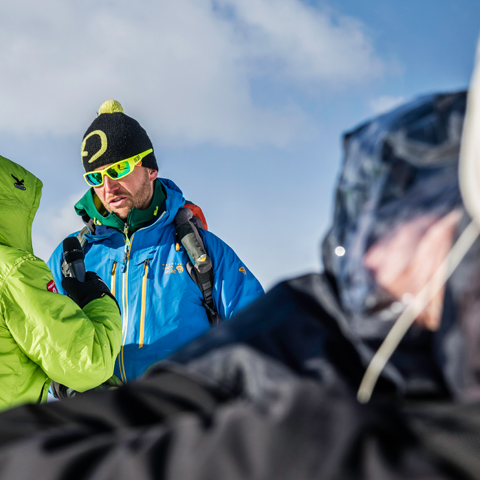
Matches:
[85,155,142,187]
[107,160,131,179]
[85,172,104,186]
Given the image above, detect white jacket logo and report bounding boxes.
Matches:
[163,263,184,274]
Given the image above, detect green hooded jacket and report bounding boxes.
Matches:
[0,155,122,411]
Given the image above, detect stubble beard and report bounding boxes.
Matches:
[105,176,154,221]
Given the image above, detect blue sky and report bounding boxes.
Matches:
[1,0,479,290]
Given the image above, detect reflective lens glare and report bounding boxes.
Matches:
[108,161,131,179]
[83,149,153,187]
[85,171,103,186]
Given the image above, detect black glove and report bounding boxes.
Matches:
[62,271,119,310]
[50,381,76,400]
[51,375,123,400]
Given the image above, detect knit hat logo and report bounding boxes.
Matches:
[81,99,158,173]
[81,130,108,165]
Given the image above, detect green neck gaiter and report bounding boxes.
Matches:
[75,180,167,236]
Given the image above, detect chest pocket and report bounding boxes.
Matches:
[105,250,127,297]
[130,248,156,349]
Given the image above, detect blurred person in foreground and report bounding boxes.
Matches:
[0,155,121,412]
[0,91,479,479]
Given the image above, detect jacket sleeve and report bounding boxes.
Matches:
[1,253,122,392]
[200,230,264,319]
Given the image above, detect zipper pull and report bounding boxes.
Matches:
[123,223,130,271]
[110,261,117,296]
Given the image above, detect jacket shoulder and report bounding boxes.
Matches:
[0,245,36,281]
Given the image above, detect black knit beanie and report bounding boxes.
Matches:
[81,100,158,173]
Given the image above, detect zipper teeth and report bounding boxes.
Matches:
[119,261,127,383]
[112,260,123,380]
[139,259,149,349]
[117,215,166,382]
[120,259,129,382]
[120,233,134,383]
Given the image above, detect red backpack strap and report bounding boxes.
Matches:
[184,201,208,231]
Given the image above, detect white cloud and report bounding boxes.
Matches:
[216,0,385,85]
[32,190,85,262]
[369,95,406,115]
[0,0,386,147]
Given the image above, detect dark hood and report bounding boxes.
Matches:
[323,91,466,331]
[321,91,480,398]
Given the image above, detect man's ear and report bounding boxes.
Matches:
[149,169,158,182]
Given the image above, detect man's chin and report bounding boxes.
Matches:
[107,205,131,221]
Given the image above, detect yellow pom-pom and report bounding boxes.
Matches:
[98,99,124,115]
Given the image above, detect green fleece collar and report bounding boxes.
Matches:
[74,180,167,236]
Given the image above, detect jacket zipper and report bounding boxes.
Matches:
[117,211,166,382]
[119,223,133,383]
[139,259,149,349]
[37,380,50,403]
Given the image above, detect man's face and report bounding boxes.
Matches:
[93,162,158,220]
[363,210,462,330]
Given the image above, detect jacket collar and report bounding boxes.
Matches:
[74,179,167,236]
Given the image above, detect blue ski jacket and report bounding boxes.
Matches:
[48,178,264,383]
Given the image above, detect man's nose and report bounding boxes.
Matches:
[103,175,120,191]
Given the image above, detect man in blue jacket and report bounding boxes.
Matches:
[48,99,264,384]
[0,91,476,480]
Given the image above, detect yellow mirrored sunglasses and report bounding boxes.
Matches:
[83,149,153,187]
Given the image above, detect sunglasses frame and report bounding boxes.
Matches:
[83,148,153,187]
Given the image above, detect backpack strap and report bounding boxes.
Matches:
[174,207,219,327]
[184,201,209,230]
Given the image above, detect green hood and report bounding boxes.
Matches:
[0,155,42,253]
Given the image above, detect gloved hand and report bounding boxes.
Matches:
[51,375,123,400]
[50,381,77,400]
[62,271,119,310]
